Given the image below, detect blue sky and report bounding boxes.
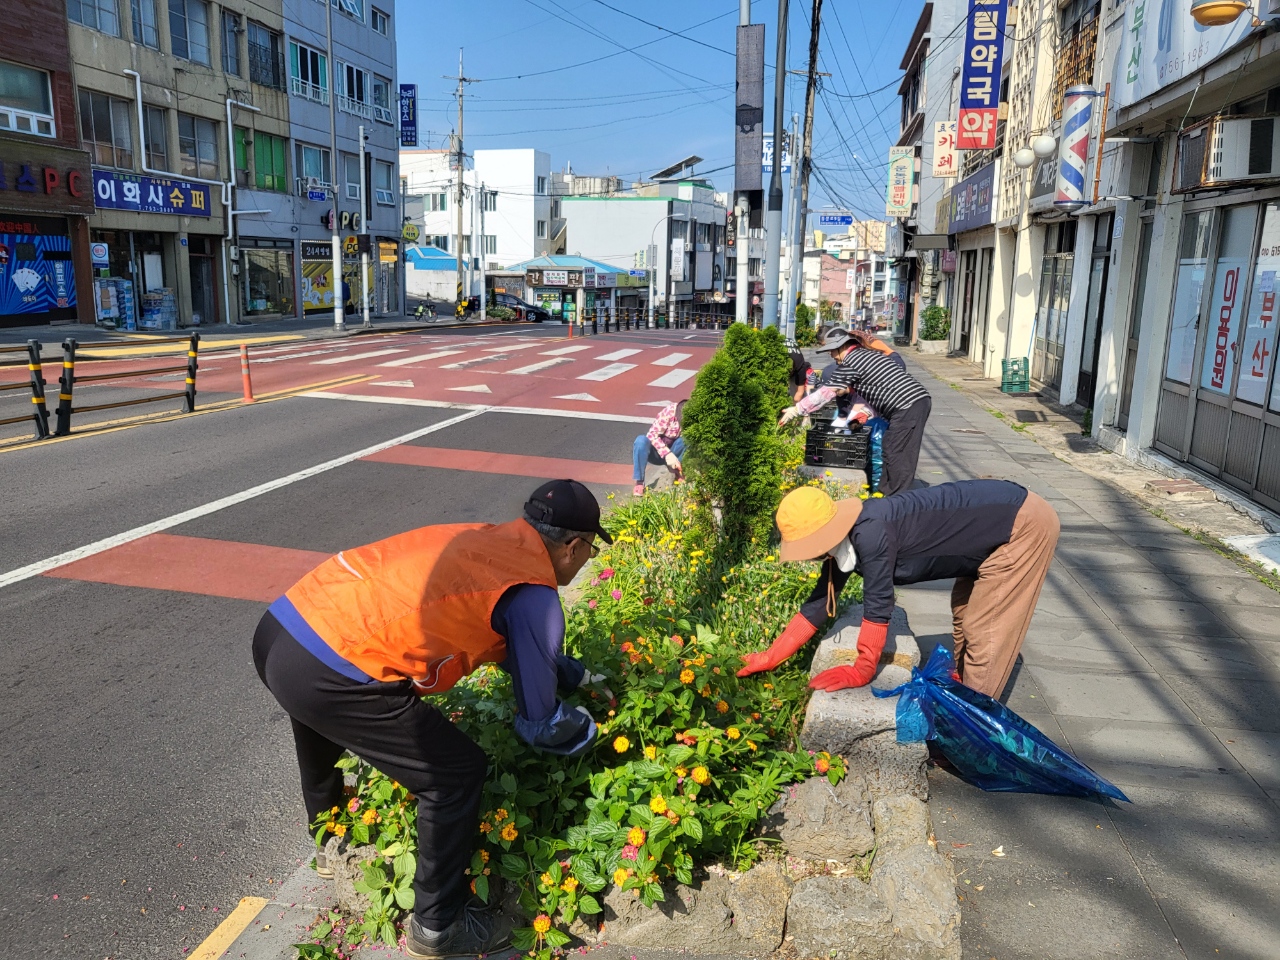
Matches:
[394,0,913,222]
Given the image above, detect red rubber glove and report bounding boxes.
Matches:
[809,620,888,691]
[737,613,817,677]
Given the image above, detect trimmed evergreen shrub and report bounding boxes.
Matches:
[794,304,818,347]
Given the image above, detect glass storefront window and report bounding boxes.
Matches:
[1198,204,1258,395]
[243,248,295,317]
[1165,211,1213,384]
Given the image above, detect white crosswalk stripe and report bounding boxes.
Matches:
[377,349,465,367]
[509,357,575,375]
[482,343,540,352]
[651,352,691,366]
[441,354,510,369]
[596,348,642,361]
[578,363,636,381]
[540,344,592,356]
[648,368,698,388]
[312,348,407,365]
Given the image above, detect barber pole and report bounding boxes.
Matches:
[1055,86,1094,211]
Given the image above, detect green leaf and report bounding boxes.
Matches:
[641,881,665,908]
[393,884,415,910]
[549,860,563,884]
[393,851,416,879]
[608,802,628,822]
[512,928,537,951]
[629,805,655,827]
[500,772,518,793]
[544,927,571,949]
[633,760,665,779]
[577,893,603,915]
[675,864,693,885]
[828,768,841,786]
[351,822,369,845]
[500,854,526,880]
[588,819,621,842]
[666,744,695,764]
[647,817,670,842]
[474,873,489,904]
[380,840,405,858]
[379,920,398,946]
[682,817,704,842]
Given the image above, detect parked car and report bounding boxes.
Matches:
[492,292,552,323]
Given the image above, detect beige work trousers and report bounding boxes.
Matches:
[950,491,1060,699]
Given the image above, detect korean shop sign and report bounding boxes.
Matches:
[957,0,1007,150]
[92,169,213,217]
[885,147,914,218]
[0,138,95,216]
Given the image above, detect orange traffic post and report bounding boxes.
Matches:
[240,344,255,403]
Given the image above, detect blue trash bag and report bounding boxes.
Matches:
[874,646,1130,801]
[866,417,888,493]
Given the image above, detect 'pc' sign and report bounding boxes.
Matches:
[957,0,1007,150]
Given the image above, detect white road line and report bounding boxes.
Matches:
[377,349,465,367]
[482,343,540,353]
[683,335,697,340]
[578,363,636,381]
[540,344,592,356]
[509,357,574,375]
[648,368,698,388]
[313,348,407,365]
[651,352,692,367]
[596,349,642,361]
[0,409,486,591]
[441,354,508,369]
[254,348,348,364]
[303,390,652,423]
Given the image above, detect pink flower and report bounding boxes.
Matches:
[588,599,598,609]
[620,845,639,860]
[590,576,600,586]
[611,589,622,601]
[347,797,360,814]
[600,568,615,580]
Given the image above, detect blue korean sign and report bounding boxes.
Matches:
[400,84,418,147]
[957,0,1006,150]
[948,161,997,234]
[92,170,213,217]
[819,213,854,226]
[307,188,328,202]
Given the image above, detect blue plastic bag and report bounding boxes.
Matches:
[874,647,1130,801]
[866,417,888,493]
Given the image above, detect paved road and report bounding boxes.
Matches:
[0,323,717,960]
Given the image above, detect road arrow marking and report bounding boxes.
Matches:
[372,379,414,387]
[448,384,492,393]
[553,393,600,402]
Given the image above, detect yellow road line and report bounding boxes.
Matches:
[189,896,270,960]
[0,374,374,452]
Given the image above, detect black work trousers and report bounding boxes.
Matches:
[880,396,932,496]
[252,612,487,929]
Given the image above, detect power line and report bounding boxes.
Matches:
[584,0,736,57]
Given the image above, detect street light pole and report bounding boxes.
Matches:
[358,123,371,328]
[326,0,343,332]
[762,0,789,329]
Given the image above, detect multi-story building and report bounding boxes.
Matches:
[801,221,887,327]
[0,0,95,327]
[548,164,622,253]
[63,0,398,328]
[400,147,552,284]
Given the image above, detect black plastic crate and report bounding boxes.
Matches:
[804,422,869,468]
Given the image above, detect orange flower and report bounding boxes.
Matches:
[500,823,518,842]
[815,757,830,774]
[715,700,729,714]
[726,727,741,740]
[627,826,647,846]
[479,849,489,863]
[478,820,493,834]
[533,914,552,935]
[679,669,695,684]
[562,877,579,893]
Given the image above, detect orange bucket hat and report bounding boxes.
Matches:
[776,487,863,562]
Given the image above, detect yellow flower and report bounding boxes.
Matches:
[540,872,555,887]
[747,740,758,751]
[479,849,490,863]
[478,820,493,834]
[324,820,337,834]
[613,868,629,886]
[361,809,378,825]
[627,826,647,846]
[644,745,657,760]
[715,700,730,714]
[500,823,518,842]
[613,736,630,753]
[679,668,695,685]
[689,550,704,557]
[675,766,688,778]
[765,555,776,562]
[495,807,509,821]
[691,766,710,785]
[650,795,668,814]
[330,806,340,815]
[533,914,552,935]
[333,823,347,838]
[726,727,741,740]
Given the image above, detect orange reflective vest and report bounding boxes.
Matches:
[279,519,557,691]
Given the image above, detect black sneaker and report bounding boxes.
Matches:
[405,905,512,959]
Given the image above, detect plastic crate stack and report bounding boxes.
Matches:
[1001,357,1031,394]
[804,422,870,469]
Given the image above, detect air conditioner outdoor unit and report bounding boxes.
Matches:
[1176,115,1280,191]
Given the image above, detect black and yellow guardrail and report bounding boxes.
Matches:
[578,306,731,336]
[0,341,52,440]
[51,332,200,436]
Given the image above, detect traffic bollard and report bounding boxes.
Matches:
[240,344,255,403]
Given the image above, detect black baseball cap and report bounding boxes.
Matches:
[524,479,614,544]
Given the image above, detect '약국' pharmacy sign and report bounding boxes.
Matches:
[957,0,1007,150]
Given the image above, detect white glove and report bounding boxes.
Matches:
[779,406,800,426]
[664,453,681,472]
[578,671,608,687]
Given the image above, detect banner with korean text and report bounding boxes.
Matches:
[92,170,212,217]
[886,146,914,218]
[957,0,1007,150]
[933,121,958,177]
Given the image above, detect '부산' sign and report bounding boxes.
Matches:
[957,0,1007,150]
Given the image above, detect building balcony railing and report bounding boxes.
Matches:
[338,96,372,119]
[1052,18,1099,121]
[249,47,286,90]
[291,78,330,105]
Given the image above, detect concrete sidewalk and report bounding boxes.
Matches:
[899,351,1280,960]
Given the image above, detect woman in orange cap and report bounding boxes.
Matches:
[737,479,1059,699]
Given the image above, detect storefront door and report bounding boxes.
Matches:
[959,250,977,355]
[1076,213,1113,406]
[187,237,217,326]
[1155,200,1280,509]
[1032,222,1076,391]
[1118,219,1154,430]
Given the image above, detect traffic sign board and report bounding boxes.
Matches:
[307,189,327,202]
[819,213,854,226]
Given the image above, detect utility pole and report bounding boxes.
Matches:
[448,50,475,311]
[478,182,487,321]
[734,0,751,326]
[794,0,824,335]
[783,112,799,337]
[326,0,343,332]
[762,0,789,329]
[358,123,371,328]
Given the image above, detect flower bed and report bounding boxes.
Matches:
[297,479,862,959]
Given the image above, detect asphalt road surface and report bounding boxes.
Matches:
[0,322,722,960]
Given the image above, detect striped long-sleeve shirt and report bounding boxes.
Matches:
[824,347,929,419]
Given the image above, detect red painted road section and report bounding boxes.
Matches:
[44,533,329,601]
[363,444,634,484]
